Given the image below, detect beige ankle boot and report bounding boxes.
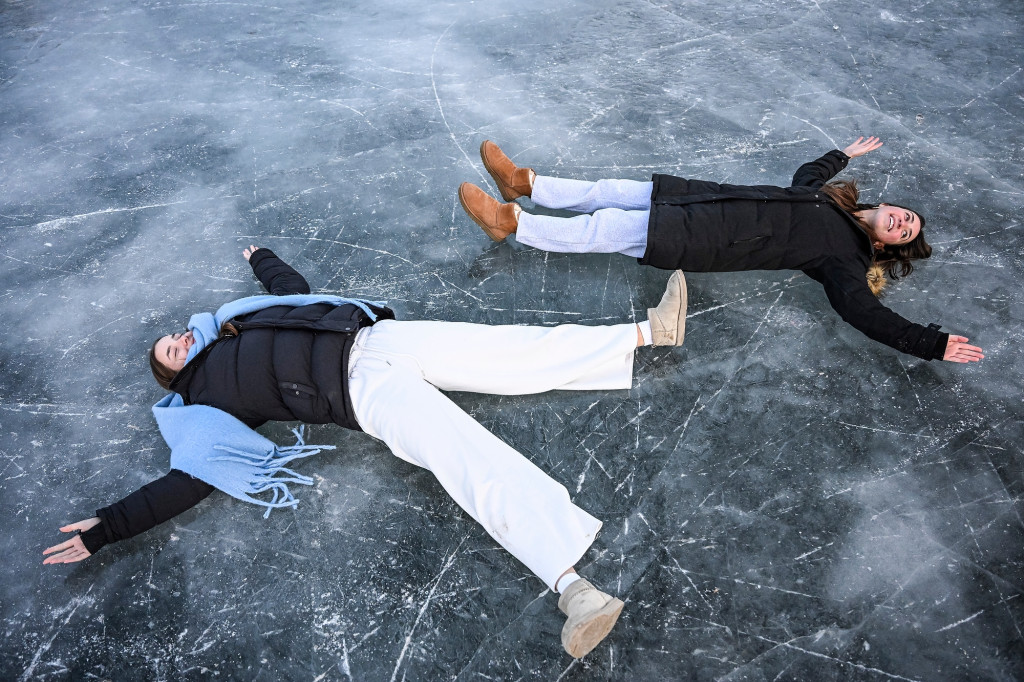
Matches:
[647,270,687,346]
[557,579,624,658]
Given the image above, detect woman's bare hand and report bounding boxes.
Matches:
[843,136,883,158]
[943,335,984,363]
[43,517,100,565]
[243,245,261,261]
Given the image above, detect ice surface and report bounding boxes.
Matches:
[2,0,1022,679]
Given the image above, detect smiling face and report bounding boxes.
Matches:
[153,330,195,372]
[858,204,922,248]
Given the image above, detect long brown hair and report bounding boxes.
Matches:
[149,321,240,390]
[820,179,931,293]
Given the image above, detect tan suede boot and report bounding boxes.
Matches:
[480,140,534,200]
[647,270,688,346]
[557,579,625,658]
[458,182,519,242]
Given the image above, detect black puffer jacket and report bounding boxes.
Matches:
[170,302,378,429]
[82,249,390,553]
[641,150,947,360]
[172,248,391,428]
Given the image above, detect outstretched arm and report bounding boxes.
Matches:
[791,149,849,188]
[809,264,983,362]
[43,470,216,564]
[244,245,312,295]
[791,136,884,188]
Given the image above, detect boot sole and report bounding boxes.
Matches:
[561,597,625,658]
[675,271,687,346]
[458,184,509,242]
[480,141,524,202]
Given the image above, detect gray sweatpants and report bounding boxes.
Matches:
[517,176,653,258]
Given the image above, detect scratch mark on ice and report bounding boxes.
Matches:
[390,538,465,682]
[935,609,984,632]
[19,586,94,681]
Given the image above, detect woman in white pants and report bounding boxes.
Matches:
[44,246,688,659]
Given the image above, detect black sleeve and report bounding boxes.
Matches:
[248,248,311,295]
[791,150,849,189]
[80,470,216,555]
[805,264,949,360]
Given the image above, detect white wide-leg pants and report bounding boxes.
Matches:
[517,176,654,258]
[347,319,638,590]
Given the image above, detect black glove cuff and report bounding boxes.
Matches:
[79,523,108,555]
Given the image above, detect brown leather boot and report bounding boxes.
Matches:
[458,182,519,242]
[480,140,534,200]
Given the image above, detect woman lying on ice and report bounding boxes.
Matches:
[43,245,689,659]
[458,137,984,364]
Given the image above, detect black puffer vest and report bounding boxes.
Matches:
[169,302,394,429]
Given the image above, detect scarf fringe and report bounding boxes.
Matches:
[208,426,337,518]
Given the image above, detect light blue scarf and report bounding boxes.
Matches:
[153,294,384,517]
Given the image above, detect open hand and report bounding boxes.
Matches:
[243,244,261,261]
[943,335,984,363]
[843,136,883,158]
[43,517,100,565]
